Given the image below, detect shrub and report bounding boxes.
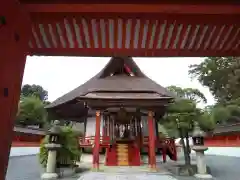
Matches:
[39,126,81,168]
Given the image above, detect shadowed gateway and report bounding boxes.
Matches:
[2,1,240,179]
[46,57,177,168]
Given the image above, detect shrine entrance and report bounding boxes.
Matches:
[110,108,142,144]
[115,123,131,141]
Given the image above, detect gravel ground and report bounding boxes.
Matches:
[6,155,42,180]
[6,156,77,180]
[168,155,240,180]
[205,155,240,180]
[5,155,240,180]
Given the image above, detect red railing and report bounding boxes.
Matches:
[79,136,111,147]
[142,136,177,161]
[80,136,176,150]
[80,135,177,162]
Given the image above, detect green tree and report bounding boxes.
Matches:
[167,85,207,104]
[205,103,240,126]
[21,84,48,101]
[162,86,212,174]
[16,96,48,127]
[164,99,197,167]
[189,57,240,103]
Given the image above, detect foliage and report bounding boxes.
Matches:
[204,103,240,126]
[39,126,81,168]
[21,84,48,101]
[197,111,215,132]
[163,86,212,133]
[189,57,240,103]
[163,83,240,170]
[167,86,207,104]
[163,99,202,138]
[157,124,169,138]
[39,137,49,167]
[16,96,48,127]
[162,86,212,168]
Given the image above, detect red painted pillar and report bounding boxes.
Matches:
[93,110,101,170]
[148,111,156,169]
[0,1,30,179]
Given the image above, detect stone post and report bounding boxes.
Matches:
[41,120,62,180]
[192,122,212,179]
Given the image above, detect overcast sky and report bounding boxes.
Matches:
[22,56,215,108]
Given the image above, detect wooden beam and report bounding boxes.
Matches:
[23,4,240,15]
[29,47,240,58]
[0,1,31,179]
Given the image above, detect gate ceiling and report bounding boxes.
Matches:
[20,1,240,57]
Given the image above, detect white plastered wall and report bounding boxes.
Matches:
[85,116,104,137]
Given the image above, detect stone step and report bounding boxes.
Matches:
[118,162,129,166]
[117,146,128,148]
[117,151,128,154]
[117,148,128,152]
[117,144,128,146]
[118,154,128,158]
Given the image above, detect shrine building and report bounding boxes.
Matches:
[46,56,177,169]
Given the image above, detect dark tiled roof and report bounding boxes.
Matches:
[46,57,174,109]
[213,123,240,135]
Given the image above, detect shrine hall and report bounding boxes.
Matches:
[46,56,177,169]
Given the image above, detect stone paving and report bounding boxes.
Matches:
[77,172,178,180]
[6,155,240,180]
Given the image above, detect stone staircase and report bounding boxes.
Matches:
[116,144,129,166]
[105,142,141,166]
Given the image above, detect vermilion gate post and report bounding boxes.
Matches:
[0,1,31,179]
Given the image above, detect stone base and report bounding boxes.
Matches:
[194,173,213,179]
[41,172,58,180]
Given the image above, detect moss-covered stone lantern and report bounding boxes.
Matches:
[41,120,62,180]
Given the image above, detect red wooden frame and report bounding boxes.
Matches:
[205,134,240,147]
[80,135,177,163]
[23,4,240,15]
[79,136,111,148]
[1,1,240,178]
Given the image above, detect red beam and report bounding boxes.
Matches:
[23,4,240,15]
[28,47,240,57]
[205,134,240,147]
[12,141,41,147]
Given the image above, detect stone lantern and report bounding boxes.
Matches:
[192,121,205,146]
[41,120,62,180]
[192,121,212,179]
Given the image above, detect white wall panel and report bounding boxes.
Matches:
[85,116,104,136]
[141,116,156,136]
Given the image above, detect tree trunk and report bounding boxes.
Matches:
[179,128,188,165]
[178,128,194,176]
[185,131,191,166]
